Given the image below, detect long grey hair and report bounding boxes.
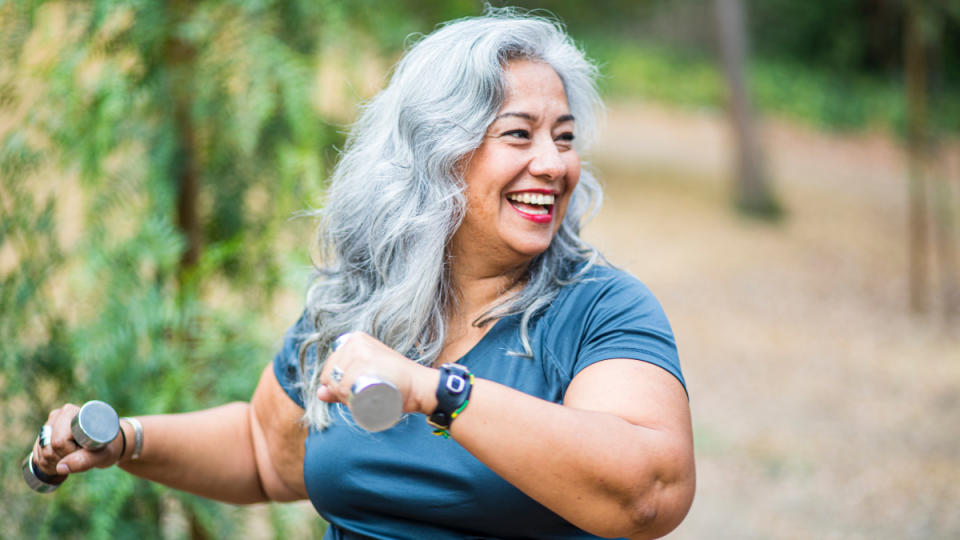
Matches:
[300,7,604,429]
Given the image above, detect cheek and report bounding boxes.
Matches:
[461,149,509,206]
[566,159,581,191]
[556,158,581,217]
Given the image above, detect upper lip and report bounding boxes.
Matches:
[505,188,559,196]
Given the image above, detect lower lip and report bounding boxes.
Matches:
[508,200,553,223]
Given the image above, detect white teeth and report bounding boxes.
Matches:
[507,192,555,205]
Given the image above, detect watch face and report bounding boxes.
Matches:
[445,374,467,395]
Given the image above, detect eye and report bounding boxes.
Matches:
[554,132,575,148]
[501,129,530,139]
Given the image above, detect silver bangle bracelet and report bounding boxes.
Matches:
[121,417,143,460]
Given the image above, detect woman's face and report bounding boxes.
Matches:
[451,59,581,273]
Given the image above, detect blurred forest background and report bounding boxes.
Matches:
[1,0,958,539]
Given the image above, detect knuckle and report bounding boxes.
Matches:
[37,444,52,461]
[34,449,57,473]
[33,446,47,465]
[36,460,58,476]
[50,439,68,454]
[50,436,76,455]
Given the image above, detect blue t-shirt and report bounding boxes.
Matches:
[273,264,685,539]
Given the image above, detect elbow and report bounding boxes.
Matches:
[622,467,696,540]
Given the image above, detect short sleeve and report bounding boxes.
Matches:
[570,270,685,392]
[272,311,317,409]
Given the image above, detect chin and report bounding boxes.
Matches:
[509,239,554,262]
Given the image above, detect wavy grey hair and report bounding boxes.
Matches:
[299,7,604,429]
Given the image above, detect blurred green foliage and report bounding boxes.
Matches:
[593,41,918,133]
[0,0,471,537]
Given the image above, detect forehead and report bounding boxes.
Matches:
[500,59,570,116]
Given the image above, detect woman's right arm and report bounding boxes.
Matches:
[33,364,308,504]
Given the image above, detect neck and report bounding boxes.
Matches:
[449,258,527,327]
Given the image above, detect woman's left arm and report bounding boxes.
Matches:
[449,358,694,540]
[320,335,694,539]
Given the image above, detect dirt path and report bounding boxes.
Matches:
[585,101,960,539]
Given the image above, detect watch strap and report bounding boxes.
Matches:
[427,363,474,435]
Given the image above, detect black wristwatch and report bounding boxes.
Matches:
[427,363,474,434]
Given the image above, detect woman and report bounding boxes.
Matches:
[32,9,695,539]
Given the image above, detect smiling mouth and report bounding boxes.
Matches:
[506,191,556,222]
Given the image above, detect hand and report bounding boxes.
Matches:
[33,404,125,477]
[317,332,440,415]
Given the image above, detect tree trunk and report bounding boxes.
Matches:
[165,13,207,540]
[905,0,930,314]
[175,95,200,273]
[165,20,201,280]
[931,143,960,323]
[714,0,781,218]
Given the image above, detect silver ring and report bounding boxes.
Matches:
[330,366,344,384]
[39,425,52,448]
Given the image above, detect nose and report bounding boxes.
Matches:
[527,140,565,181]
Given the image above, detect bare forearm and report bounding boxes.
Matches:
[448,380,694,538]
[118,402,267,504]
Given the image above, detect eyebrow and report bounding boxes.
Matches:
[494,112,576,123]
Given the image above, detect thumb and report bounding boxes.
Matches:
[57,447,116,475]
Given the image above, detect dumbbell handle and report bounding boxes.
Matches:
[22,400,119,493]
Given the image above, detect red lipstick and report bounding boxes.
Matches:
[505,189,557,224]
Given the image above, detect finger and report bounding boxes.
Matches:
[50,403,81,459]
[316,384,341,404]
[330,332,356,354]
[322,334,362,390]
[57,447,116,475]
[33,438,61,477]
[35,405,72,475]
[323,362,358,404]
[322,334,355,381]
[35,408,61,468]
[34,421,59,473]
[319,360,336,387]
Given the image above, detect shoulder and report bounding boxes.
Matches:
[552,263,666,321]
[538,262,684,391]
[272,311,318,409]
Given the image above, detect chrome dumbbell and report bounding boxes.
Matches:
[349,376,402,432]
[22,400,119,493]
